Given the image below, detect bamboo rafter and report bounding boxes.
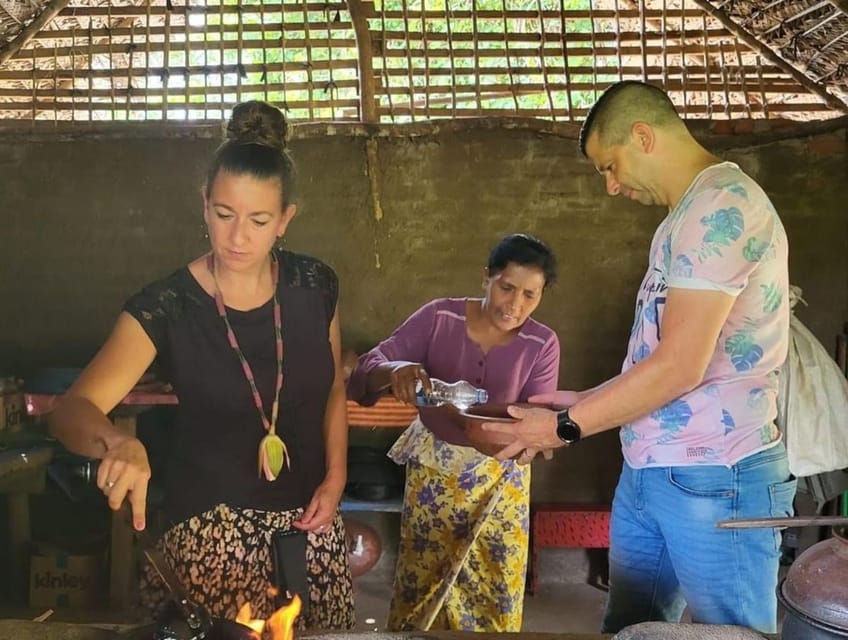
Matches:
[366,0,843,123]
[0,0,845,123]
[0,0,362,121]
[691,0,848,113]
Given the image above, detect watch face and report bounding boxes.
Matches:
[556,411,582,444]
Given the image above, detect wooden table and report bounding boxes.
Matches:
[26,391,176,609]
[0,444,53,604]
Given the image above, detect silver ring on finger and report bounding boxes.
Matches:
[106,480,116,489]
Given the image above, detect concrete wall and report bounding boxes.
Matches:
[1,120,845,503]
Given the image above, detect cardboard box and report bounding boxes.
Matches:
[29,551,105,608]
[0,389,25,433]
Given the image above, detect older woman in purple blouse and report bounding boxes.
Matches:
[348,234,560,632]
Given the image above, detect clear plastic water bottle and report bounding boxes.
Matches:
[415,378,488,412]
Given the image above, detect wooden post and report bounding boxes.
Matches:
[2,461,49,604]
[347,0,378,123]
[8,492,31,603]
[109,414,138,609]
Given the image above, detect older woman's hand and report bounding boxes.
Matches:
[514,447,555,465]
[389,362,432,406]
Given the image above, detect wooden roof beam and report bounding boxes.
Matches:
[346,0,377,123]
[691,0,848,114]
[0,0,71,68]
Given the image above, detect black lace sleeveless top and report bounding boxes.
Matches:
[124,249,338,525]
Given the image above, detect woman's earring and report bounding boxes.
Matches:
[275,235,286,250]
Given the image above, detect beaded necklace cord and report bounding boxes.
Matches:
[206,252,289,481]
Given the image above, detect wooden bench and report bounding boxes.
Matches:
[528,502,611,594]
[342,397,415,514]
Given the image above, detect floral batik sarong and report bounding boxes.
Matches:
[386,418,531,631]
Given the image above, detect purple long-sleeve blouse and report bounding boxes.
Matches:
[347,297,560,445]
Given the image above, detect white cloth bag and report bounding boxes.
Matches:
[777,287,848,477]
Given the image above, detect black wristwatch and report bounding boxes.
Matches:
[555,409,582,444]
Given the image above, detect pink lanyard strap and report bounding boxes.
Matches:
[206,252,284,436]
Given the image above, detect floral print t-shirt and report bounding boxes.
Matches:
[622,161,789,468]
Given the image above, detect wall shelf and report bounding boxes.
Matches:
[340,496,403,513]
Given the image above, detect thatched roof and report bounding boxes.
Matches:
[0,0,846,123]
[697,0,848,106]
[722,2,845,87]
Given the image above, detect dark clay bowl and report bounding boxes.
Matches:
[457,402,551,458]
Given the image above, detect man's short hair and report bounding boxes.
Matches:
[578,81,682,156]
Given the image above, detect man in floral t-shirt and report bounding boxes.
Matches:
[486,81,795,634]
[622,161,788,467]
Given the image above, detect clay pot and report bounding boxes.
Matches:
[344,519,382,578]
[779,526,848,639]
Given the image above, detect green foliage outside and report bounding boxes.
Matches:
[92,0,609,121]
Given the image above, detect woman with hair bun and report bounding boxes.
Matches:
[49,101,354,627]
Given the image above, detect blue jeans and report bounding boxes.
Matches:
[602,442,796,634]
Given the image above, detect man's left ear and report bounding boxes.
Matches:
[632,122,655,153]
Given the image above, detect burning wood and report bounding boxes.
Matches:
[267,593,303,640]
[234,602,265,637]
[234,593,302,640]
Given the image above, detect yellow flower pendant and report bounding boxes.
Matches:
[258,433,290,481]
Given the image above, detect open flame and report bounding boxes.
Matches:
[235,592,302,640]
